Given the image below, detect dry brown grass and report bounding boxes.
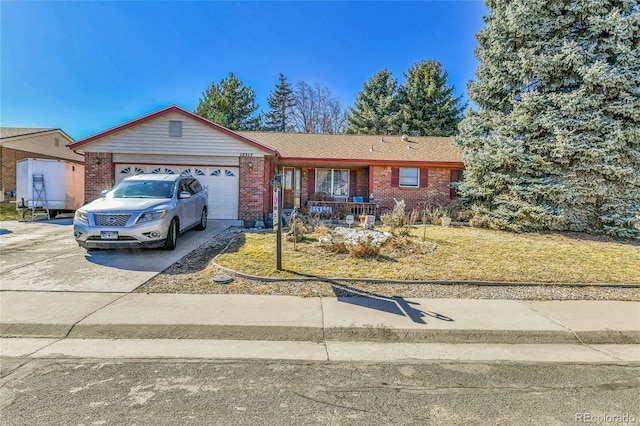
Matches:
[213,226,640,284]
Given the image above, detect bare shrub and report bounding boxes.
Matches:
[383,235,439,257]
[381,199,407,235]
[314,220,332,236]
[381,200,419,236]
[446,198,474,223]
[348,238,380,258]
[321,241,348,254]
[334,205,351,220]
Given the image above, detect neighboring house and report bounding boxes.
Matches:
[0,128,83,202]
[68,105,464,221]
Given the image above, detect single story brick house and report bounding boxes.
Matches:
[0,127,83,202]
[68,105,464,221]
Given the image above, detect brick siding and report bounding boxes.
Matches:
[84,152,114,203]
[371,165,452,214]
[238,156,268,221]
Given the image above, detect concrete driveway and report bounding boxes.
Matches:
[0,218,235,292]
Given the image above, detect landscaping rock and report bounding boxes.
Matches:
[332,227,392,247]
[318,235,333,245]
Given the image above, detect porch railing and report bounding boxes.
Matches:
[306,200,378,217]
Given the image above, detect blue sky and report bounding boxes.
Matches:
[1,1,487,140]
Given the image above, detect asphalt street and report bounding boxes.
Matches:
[1,358,638,425]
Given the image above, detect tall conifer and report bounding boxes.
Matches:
[347,68,402,134]
[400,60,464,136]
[195,72,261,131]
[263,73,295,132]
[456,0,640,237]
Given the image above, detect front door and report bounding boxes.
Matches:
[282,167,301,209]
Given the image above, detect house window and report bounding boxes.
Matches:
[399,168,419,187]
[316,169,349,197]
[169,121,182,138]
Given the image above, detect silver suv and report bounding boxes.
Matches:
[73,174,208,250]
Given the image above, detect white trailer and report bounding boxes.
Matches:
[16,158,85,217]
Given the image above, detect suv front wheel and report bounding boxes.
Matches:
[195,208,207,231]
[163,218,178,250]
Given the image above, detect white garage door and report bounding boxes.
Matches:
[115,165,239,219]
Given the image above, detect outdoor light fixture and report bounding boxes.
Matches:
[370,145,375,152]
[95,157,101,166]
[380,137,385,143]
[248,161,253,169]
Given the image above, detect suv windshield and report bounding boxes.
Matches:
[111,180,175,199]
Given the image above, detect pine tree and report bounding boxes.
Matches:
[195,72,261,131]
[263,73,296,132]
[455,0,640,237]
[346,68,402,134]
[400,60,465,136]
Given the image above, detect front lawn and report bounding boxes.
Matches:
[213,225,640,284]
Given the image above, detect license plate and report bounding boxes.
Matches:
[100,231,119,240]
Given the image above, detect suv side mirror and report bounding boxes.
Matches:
[178,191,191,199]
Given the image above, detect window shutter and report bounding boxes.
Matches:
[450,169,460,198]
[349,170,357,197]
[307,169,315,196]
[420,169,429,188]
[391,168,399,187]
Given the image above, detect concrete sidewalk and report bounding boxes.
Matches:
[1,291,638,345]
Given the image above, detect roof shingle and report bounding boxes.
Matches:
[239,132,463,164]
[0,127,56,140]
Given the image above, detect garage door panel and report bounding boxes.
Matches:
[115,164,239,219]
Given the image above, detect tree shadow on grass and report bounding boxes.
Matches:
[549,231,640,247]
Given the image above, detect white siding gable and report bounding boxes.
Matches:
[1,131,83,162]
[82,112,266,157]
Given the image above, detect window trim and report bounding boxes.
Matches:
[315,168,350,197]
[399,167,420,188]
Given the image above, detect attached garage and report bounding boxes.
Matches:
[69,106,277,221]
[115,164,239,219]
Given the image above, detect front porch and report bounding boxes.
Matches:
[306,199,378,218]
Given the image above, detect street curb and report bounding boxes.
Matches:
[0,323,73,339]
[4,324,631,345]
[67,324,325,342]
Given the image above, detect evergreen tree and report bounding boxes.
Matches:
[346,68,402,134]
[400,60,465,136]
[455,0,640,237]
[195,72,261,131]
[263,73,296,132]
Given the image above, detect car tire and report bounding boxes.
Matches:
[163,218,178,250]
[195,208,207,231]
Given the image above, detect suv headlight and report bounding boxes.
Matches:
[137,209,167,224]
[74,209,88,224]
